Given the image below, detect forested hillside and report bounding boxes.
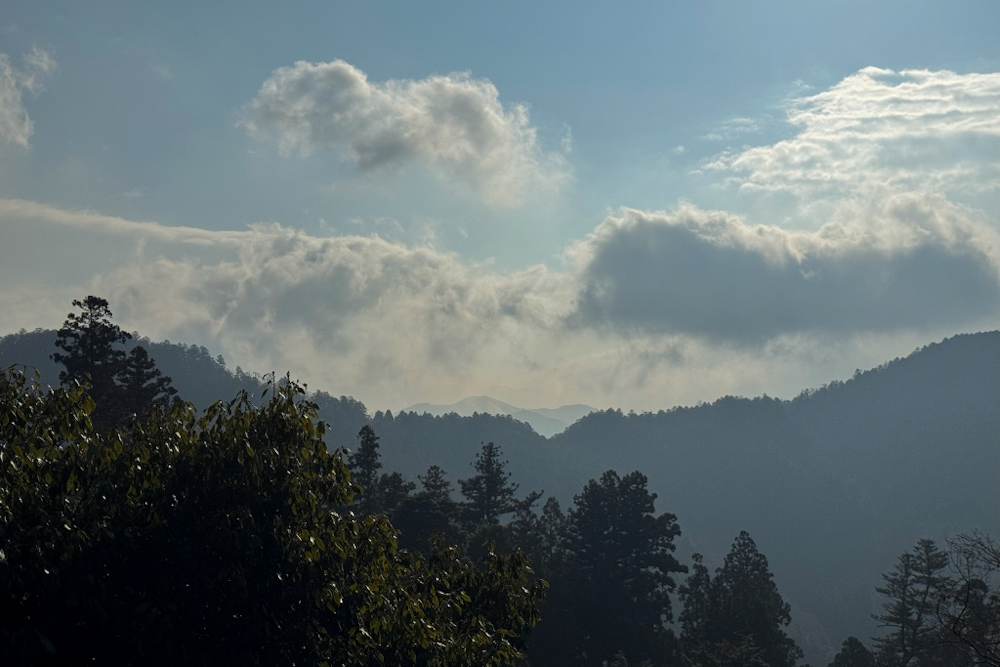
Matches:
[545,331,1000,658]
[3,325,998,663]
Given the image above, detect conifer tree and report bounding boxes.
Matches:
[394,466,463,553]
[52,296,130,426]
[419,465,452,498]
[117,345,177,417]
[348,425,383,513]
[535,470,684,667]
[51,296,174,428]
[459,442,519,525]
[873,539,953,667]
[678,531,802,667]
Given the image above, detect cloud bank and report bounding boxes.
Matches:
[0,200,574,405]
[242,59,568,206]
[0,46,55,147]
[4,191,999,408]
[571,199,1000,343]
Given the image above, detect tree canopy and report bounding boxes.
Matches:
[679,531,802,667]
[0,368,543,666]
[532,469,686,667]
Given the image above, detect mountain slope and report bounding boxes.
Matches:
[547,331,1000,661]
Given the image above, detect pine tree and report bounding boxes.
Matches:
[678,531,802,667]
[117,346,177,418]
[348,425,382,513]
[395,466,463,553]
[376,471,415,516]
[419,465,453,499]
[52,297,130,397]
[459,442,519,525]
[873,539,953,667]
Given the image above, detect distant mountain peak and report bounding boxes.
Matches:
[402,396,597,438]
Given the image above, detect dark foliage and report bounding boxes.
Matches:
[679,531,802,667]
[531,470,685,667]
[0,369,544,666]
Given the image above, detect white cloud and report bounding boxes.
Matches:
[711,67,1000,197]
[241,59,569,206]
[571,198,1000,342]
[0,46,55,148]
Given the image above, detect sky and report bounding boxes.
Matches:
[2,1,1000,412]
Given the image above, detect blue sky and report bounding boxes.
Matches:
[2,1,1000,411]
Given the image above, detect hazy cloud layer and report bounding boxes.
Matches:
[0,200,573,405]
[242,59,568,206]
[712,67,1000,196]
[571,199,1000,342]
[0,46,55,147]
[3,197,999,409]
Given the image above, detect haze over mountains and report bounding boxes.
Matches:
[403,396,596,437]
[2,326,998,663]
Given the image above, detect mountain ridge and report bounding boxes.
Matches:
[402,395,596,437]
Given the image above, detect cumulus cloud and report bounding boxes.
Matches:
[0,46,55,148]
[104,225,569,357]
[571,199,1000,343]
[241,59,568,206]
[711,67,1000,196]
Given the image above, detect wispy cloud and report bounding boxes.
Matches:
[0,46,56,148]
[241,59,569,207]
[710,67,1000,197]
[0,199,245,245]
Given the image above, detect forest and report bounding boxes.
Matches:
[1,297,999,666]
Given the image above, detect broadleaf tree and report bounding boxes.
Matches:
[0,368,544,666]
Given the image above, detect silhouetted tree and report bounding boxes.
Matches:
[873,539,952,667]
[50,297,176,429]
[534,470,684,667]
[679,531,802,667]
[348,425,382,513]
[827,636,876,667]
[507,490,545,558]
[937,532,1000,666]
[52,296,131,427]
[376,470,415,517]
[420,465,452,498]
[394,466,463,553]
[117,345,177,418]
[459,442,519,525]
[533,497,568,576]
